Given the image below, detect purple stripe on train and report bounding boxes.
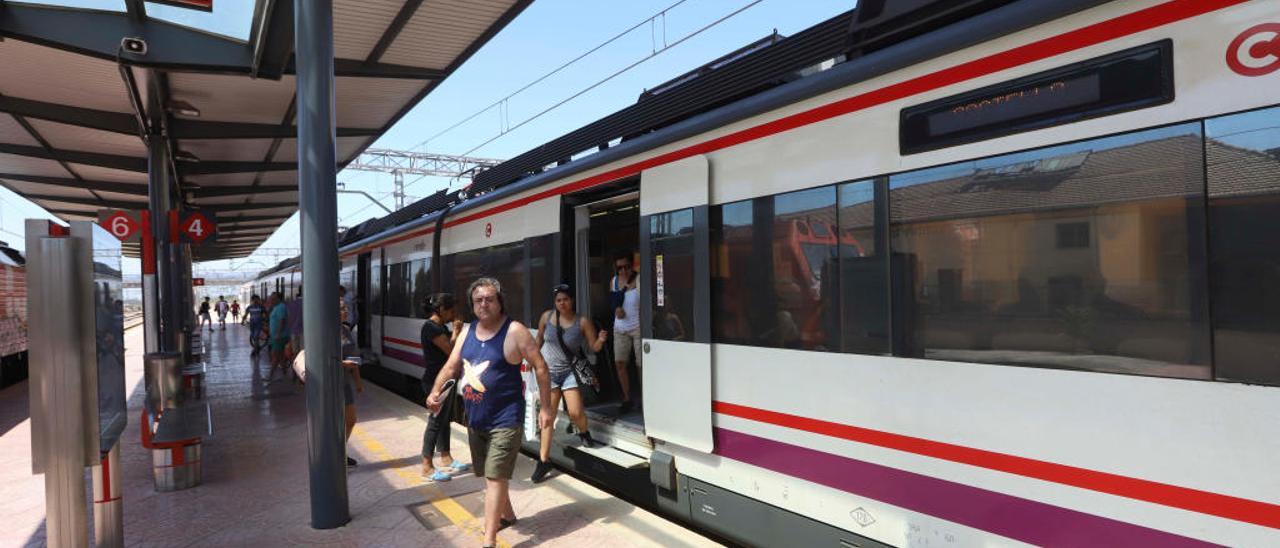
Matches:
[380,345,424,367]
[713,428,1216,547]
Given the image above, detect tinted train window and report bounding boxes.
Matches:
[411,258,432,318]
[1207,106,1280,385]
[528,235,555,322]
[452,243,527,323]
[889,122,1211,379]
[650,209,696,342]
[370,262,382,316]
[386,262,413,318]
[711,187,838,350]
[838,180,889,355]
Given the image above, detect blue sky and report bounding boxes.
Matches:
[2,0,852,274]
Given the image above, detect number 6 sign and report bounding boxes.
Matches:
[96,210,142,242]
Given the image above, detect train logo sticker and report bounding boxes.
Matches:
[484,222,493,238]
[1227,23,1280,77]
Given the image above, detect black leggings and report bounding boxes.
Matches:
[422,389,456,457]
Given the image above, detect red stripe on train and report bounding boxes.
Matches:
[713,400,1280,529]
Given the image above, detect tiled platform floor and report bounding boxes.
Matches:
[0,323,721,547]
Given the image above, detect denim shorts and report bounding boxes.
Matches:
[549,367,578,391]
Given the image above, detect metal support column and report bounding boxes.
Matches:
[141,211,160,354]
[92,444,123,548]
[147,137,177,352]
[295,0,350,529]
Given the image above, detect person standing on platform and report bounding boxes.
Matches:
[340,299,363,468]
[267,292,290,381]
[243,295,267,354]
[610,252,641,414]
[230,300,241,323]
[198,296,212,331]
[427,278,552,548]
[420,293,468,482]
[340,285,356,329]
[215,296,230,330]
[287,289,304,360]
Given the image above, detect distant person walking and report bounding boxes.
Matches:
[243,295,266,355]
[197,297,212,331]
[267,292,291,381]
[230,300,241,322]
[215,296,230,330]
[428,278,552,548]
[287,290,304,359]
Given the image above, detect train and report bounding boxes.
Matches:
[251,1,1280,545]
[0,241,27,388]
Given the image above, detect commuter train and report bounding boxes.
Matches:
[254,1,1280,545]
[0,242,25,388]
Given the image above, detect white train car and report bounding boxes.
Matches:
[277,1,1280,545]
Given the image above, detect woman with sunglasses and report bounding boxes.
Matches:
[530,284,608,483]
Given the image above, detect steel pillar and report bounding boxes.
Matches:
[295,0,350,529]
[146,137,177,352]
[141,211,160,354]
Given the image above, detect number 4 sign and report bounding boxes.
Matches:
[179,211,216,244]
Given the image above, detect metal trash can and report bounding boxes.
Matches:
[144,352,184,413]
[152,440,201,492]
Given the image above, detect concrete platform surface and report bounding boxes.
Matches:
[0,323,722,547]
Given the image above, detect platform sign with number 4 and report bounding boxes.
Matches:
[179,211,215,244]
[96,210,142,243]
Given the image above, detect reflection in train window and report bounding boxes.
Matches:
[889,122,1211,379]
[650,209,696,342]
[712,186,838,350]
[1206,105,1280,385]
[837,180,889,355]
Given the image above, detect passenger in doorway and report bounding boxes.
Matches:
[267,292,291,382]
[215,296,230,330]
[610,252,641,414]
[531,283,607,483]
[420,293,469,482]
[243,295,267,355]
[287,289,304,361]
[427,277,552,548]
[340,299,363,469]
[230,300,241,323]
[197,297,212,331]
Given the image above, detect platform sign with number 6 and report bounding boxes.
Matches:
[179,211,215,244]
[96,210,142,243]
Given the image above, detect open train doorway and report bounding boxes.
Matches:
[566,185,651,459]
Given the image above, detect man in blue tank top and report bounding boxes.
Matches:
[427,277,551,548]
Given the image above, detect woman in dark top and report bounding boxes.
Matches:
[421,293,469,481]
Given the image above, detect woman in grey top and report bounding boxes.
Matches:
[531,284,607,483]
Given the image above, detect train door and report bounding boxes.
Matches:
[356,253,371,349]
[639,155,712,453]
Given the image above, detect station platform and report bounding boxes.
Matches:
[0,323,720,547]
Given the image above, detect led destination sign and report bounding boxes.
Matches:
[901,41,1173,154]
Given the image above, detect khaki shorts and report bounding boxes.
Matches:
[613,328,642,365]
[468,427,522,480]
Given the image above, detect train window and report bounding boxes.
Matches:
[1206,106,1280,385]
[650,209,696,342]
[370,262,382,316]
[411,258,431,318]
[386,262,413,317]
[528,235,555,323]
[889,122,1211,380]
[451,243,526,323]
[711,186,838,350]
[838,180,889,355]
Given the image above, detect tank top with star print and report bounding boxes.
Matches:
[458,317,524,431]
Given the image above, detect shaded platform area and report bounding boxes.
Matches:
[0,323,720,547]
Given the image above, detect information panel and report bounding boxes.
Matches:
[900,40,1173,154]
[91,225,126,454]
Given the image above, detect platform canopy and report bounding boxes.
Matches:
[0,0,529,260]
